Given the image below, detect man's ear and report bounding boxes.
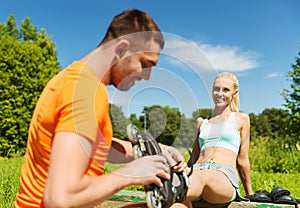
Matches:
[115,40,130,58]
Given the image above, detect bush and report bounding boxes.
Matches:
[0,16,60,157]
[249,137,300,173]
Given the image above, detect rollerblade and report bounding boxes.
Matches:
[126,124,191,208]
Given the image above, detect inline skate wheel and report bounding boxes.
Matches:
[146,190,162,208]
[133,145,143,158]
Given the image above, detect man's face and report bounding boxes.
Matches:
[111,41,161,91]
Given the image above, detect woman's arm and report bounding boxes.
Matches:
[236,113,253,196]
[188,117,203,167]
[107,137,134,163]
[108,137,188,172]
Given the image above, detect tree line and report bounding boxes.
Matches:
[110,105,295,148]
[0,15,299,173]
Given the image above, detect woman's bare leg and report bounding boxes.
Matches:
[170,169,235,207]
[200,170,235,203]
[170,201,192,208]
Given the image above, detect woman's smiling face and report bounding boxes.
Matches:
[212,77,236,107]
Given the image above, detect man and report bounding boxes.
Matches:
[15,9,186,208]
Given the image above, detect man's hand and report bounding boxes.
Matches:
[162,146,187,172]
[112,155,170,188]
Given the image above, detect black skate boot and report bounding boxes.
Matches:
[126,124,191,208]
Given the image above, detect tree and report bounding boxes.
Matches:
[6,15,20,39]
[20,18,38,42]
[109,104,130,140]
[129,113,143,130]
[0,15,60,157]
[142,106,182,146]
[191,108,213,120]
[261,108,290,137]
[282,48,300,141]
[175,116,194,149]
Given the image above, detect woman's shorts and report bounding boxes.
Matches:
[193,160,240,188]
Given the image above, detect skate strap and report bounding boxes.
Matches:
[170,161,181,169]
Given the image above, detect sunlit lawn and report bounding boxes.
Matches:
[1,157,299,208]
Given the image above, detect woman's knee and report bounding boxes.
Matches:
[185,171,206,200]
[170,201,191,208]
[201,185,235,203]
[186,170,234,203]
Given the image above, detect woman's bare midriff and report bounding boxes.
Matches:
[195,147,237,168]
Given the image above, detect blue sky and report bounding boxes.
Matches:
[1,0,300,117]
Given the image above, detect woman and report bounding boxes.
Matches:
[173,72,253,207]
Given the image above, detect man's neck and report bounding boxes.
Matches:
[80,46,113,85]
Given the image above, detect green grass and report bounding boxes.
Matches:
[244,171,300,199]
[1,158,299,208]
[0,157,23,208]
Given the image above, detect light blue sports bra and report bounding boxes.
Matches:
[198,112,241,155]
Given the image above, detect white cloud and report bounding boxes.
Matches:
[266,73,282,78]
[198,44,260,71]
[162,33,260,72]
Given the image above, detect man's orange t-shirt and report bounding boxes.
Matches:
[15,61,112,207]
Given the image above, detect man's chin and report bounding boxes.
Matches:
[116,83,134,91]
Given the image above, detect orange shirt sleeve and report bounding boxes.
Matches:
[55,64,111,144]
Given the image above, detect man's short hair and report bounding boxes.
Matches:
[98,9,164,50]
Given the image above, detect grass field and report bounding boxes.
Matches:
[0,157,23,208]
[1,157,299,208]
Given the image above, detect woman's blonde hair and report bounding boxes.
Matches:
[215,72,239,112]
